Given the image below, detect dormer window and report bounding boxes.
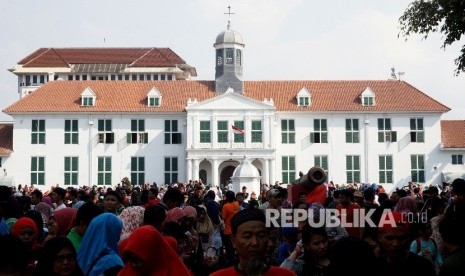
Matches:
[297,87,311,107]
[81,87,96,107]
[82,97,94,106]
[149,97,160,107]
[361,87,375,106]
[147,87,162,107]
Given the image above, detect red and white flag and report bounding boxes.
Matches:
[232,125,245,134]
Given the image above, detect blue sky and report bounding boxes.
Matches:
[1,0,464,121]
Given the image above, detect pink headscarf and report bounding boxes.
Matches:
[182,206,197,219]
[165,207,185,223]
[394,197,417,214]
[35,202,52,224]
[42,196,53,208]
[53,207,77,236]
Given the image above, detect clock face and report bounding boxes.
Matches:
[217,56,223,65]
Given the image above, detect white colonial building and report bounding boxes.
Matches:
[1,24,465,193]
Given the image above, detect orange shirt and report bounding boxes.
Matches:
[222,201,239,235]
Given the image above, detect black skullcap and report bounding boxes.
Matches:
[231,208,266,235]
[452,178,465,196]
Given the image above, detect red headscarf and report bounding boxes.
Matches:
[118,225,191,276]
[379,211,409,232]
[53,207,77,236]
[11,217,39,248]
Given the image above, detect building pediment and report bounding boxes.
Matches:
[186,89,275,111]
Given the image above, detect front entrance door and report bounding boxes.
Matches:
[220,165,236,188]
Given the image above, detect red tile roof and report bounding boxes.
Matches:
[18,48,187,68]
[441,120,465,148]
[3,80,450,114]
[0,124,13,155]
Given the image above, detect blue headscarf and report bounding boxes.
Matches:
[0,218,9,236]
[77,213,124,276]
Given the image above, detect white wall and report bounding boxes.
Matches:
[8,109,456,192]
[274,112,444,191]
[11,113,187,190]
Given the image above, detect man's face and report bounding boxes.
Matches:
[104,195,118,212]
[31,194,40,205]
[305,234,328,258]
[232,221,268,262]
[299,194,307,202]
[378,225,410,260]
[50,192,59,203]
[237,195,244,203]
[269,195,282,208]
[339,194,350,205]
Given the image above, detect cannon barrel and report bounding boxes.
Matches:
[295,166,326,190]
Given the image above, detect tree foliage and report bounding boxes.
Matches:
[399,0,465,75]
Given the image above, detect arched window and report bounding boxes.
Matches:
[199,169,207,185]
[216,49,224,65]
[226,49,234,64]
[236,49,242,65]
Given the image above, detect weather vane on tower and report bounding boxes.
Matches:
[225,5,235,29]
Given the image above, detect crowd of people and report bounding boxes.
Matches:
[0,178,464,275]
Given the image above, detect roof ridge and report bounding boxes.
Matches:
[23,48,52,66]
[156,48,169,62]
[51,48,71,67]
[129,47,156,67]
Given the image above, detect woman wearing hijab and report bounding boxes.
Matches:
[34,236,83,276]
[119,206,145,242]
[25,209,47,244]
[45,207,78,243]
[35,202,53,225]
[11,217,41,271]
[77,213,124,276]
[118,225,192,276]
[394,197,417,215]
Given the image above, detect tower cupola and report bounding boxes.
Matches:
[214,7,244,93]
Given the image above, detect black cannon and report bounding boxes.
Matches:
[289,166,327,204]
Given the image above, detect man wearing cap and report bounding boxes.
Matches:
[211,209,295,276]
[259,189,283,212]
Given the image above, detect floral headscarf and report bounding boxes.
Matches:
[119,206,145,242]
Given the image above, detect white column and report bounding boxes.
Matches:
[263,159,270,185]
[193,159,200,181]
[212,159,219,188]
[192,116,197,148]
[269,158,276,184]
[269,116,275,148]
[186,159,193,182]
[48,73,54,83]
[263,116,269,148]
[212,117,217,148]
